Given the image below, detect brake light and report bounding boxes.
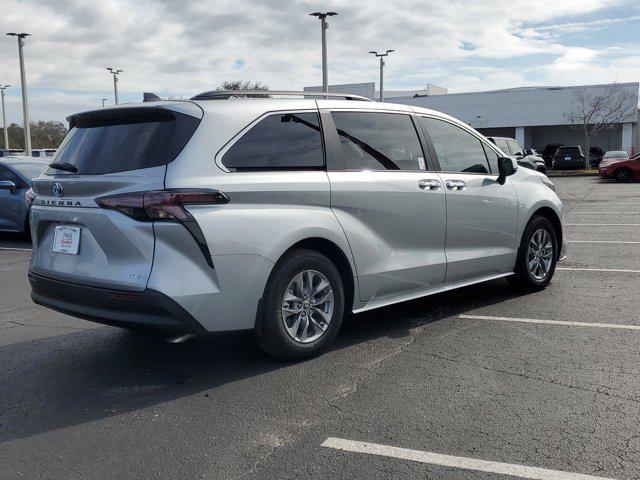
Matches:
[95,189,229,221]
[96,189,228,269]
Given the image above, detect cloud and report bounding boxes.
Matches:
[0,0,637,122]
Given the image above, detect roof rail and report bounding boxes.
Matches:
[190,90,374,102]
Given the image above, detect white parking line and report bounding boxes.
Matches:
[570,211,640,214]
[0,247,32,252]
[567,240,640,244]
[459,314,640,331]
[321,437,615,480]
[557,267,640,274]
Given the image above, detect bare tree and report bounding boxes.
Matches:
[565,84,637,168]
[218,80,269,91]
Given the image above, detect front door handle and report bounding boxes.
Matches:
[418,179,441,191]
[445,180,467,191]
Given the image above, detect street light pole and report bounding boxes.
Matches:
[7,33,32,154]
[101,98,107,108]
[0,85,9,149]
[106,68,123,105]
[369,50,394,102]
[310,12,337,93]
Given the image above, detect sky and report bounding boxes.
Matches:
[0,0,639,124]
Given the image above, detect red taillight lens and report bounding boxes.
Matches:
[95,189,229,221]
[25,188,36,210]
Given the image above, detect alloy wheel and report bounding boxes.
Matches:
[281,270,334,344]
[527,228,553,280]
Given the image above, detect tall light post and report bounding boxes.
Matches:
[101,98,107,108]
[0,85,9,149]
[7,33,32,155]
[106,67,123,105]
[310,12,337,93]
[369,50,394,102]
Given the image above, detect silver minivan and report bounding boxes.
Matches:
[28,91,566,359]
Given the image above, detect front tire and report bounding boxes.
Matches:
[256,249,345,360]
[508,215,557,292]
[614,168,632,183]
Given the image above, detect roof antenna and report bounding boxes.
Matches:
[143,92,164,102]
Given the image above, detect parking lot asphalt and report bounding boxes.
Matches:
[1,176,639,480]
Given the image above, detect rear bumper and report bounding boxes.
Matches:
[553,160,585,169]
[29,272,207,334]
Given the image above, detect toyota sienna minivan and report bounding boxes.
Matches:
[28,91,566,359]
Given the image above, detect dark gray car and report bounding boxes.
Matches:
[0,157,47,234]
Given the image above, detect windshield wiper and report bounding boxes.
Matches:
[48,162,78,173]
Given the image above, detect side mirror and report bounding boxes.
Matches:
[0,180,17,192]
[497,157,516,184]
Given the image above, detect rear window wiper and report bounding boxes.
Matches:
[48,162,78,173]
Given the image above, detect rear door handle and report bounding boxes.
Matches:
[418,179,441,191]
[445,180,467,191]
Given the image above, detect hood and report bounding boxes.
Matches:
[600,158,628,168]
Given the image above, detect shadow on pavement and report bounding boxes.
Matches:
[0,278,523,443]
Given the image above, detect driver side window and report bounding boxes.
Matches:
[420,117,490,174]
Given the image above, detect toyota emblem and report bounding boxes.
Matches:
[52,182,63,198]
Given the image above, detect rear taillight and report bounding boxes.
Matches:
[95,189,229,222]
[96,189,229,268]
[25,188,36,210]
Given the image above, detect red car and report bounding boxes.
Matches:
[599,151,640,182]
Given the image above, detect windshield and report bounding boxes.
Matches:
[604,151,628,158]
[10,162,46,180]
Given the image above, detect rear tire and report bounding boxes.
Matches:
[508,215,557,292]
[614,168,632,183]
[256,249,345,361]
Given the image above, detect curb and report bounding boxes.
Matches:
[547,171,599,178]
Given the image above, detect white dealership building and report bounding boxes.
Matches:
[306,82,639,155]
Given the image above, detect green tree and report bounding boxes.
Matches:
[1,120,68,150]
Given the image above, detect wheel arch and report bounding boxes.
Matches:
[254,236,357,336]
[527,206,563,260]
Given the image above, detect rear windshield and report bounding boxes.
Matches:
[47,108,200,175]
[555,147,581,155]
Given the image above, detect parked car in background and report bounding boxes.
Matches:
[0,156,47,235]
[486,136,547,174]
[589,146,604,168]
[27,92,566,360]
[552,146,586,169]
[542,143,563,168]
[599,151,638,182]
[31,149,56,158]
[0,149,24,157]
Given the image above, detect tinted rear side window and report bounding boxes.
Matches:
[49,108,200,175]
[222,112,324,171]
[330,112,425,171]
